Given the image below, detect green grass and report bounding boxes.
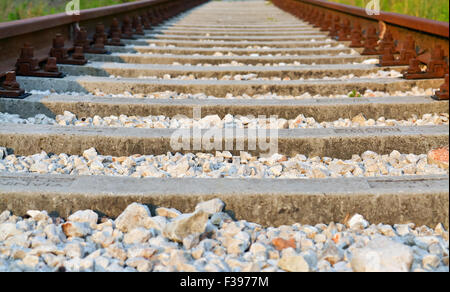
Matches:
[327,0,449,22]
[0,0,138,23]
[348,89,362,97]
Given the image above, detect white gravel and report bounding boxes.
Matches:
[128,47,355,58]
[168,56,372,67]
[1,112,448,129]
[28,87,438,100]
[0,200,448,272]
[127,70,402,81]
[0,113,55,125]
[0,148,447,178]
[54,112,450,129]
[127,44,346,51]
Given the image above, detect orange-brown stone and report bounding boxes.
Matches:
[271,237,296,251]
[427,146,449,170]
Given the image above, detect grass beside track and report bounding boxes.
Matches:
[328,0,449,22]
[0,0,138,23]
[2,0,448,23]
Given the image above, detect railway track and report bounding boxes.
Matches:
[0,0,449,272]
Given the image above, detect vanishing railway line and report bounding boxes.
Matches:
[0,0,448,272]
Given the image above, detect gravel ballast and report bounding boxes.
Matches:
[1,111,448,129]
[0,148,447,178]
[0,200,448,272]
[27,87,437,100]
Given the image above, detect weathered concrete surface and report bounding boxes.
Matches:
[172,21,306,25]
[0,172,447,228]
[107,45,352,56]
[167,24,312,28]
[157,26,313,32]
[153,29,326,36]
[147,33,328,41]
[2,95,447,121]
[171,18,307,24]
[0,124,448,158]
[154,29,323,36]
[58,63,404,79]
[85,53,371,65]
[16,75,444,97]
[122,39,342,48]
[170,20,306,24]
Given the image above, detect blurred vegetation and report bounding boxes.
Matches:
[328,0,449,22]
[0,0,138,23]
[2,0,448,23]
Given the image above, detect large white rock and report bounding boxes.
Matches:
[0,222,21,241]
[61,222,91,238]
[194,198,225,215]
[68,210,98,229]
[163,210,209,242]
[26,210,49,222]
[351,237,414,272]
[155,207,182,218]
[114,203,154,233]
[347,213,369,230]
[361,150,378,161]
[83,148,98,161]
[278,254,310,272]
[123,227,151,245]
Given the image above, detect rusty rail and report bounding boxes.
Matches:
[272,0,449,99]
[0,0,207,98]
[0,0,206,75]
[1,0,449,100]
[272,0,449,50]
[294,0,449,38]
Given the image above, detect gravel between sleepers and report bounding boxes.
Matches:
[0,200,448,272]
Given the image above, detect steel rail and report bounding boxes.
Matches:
[298,0,449,38]
[0,0,206,77]
[271,0,449,99]
[272,0,449,60]
[0,0,168,40]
